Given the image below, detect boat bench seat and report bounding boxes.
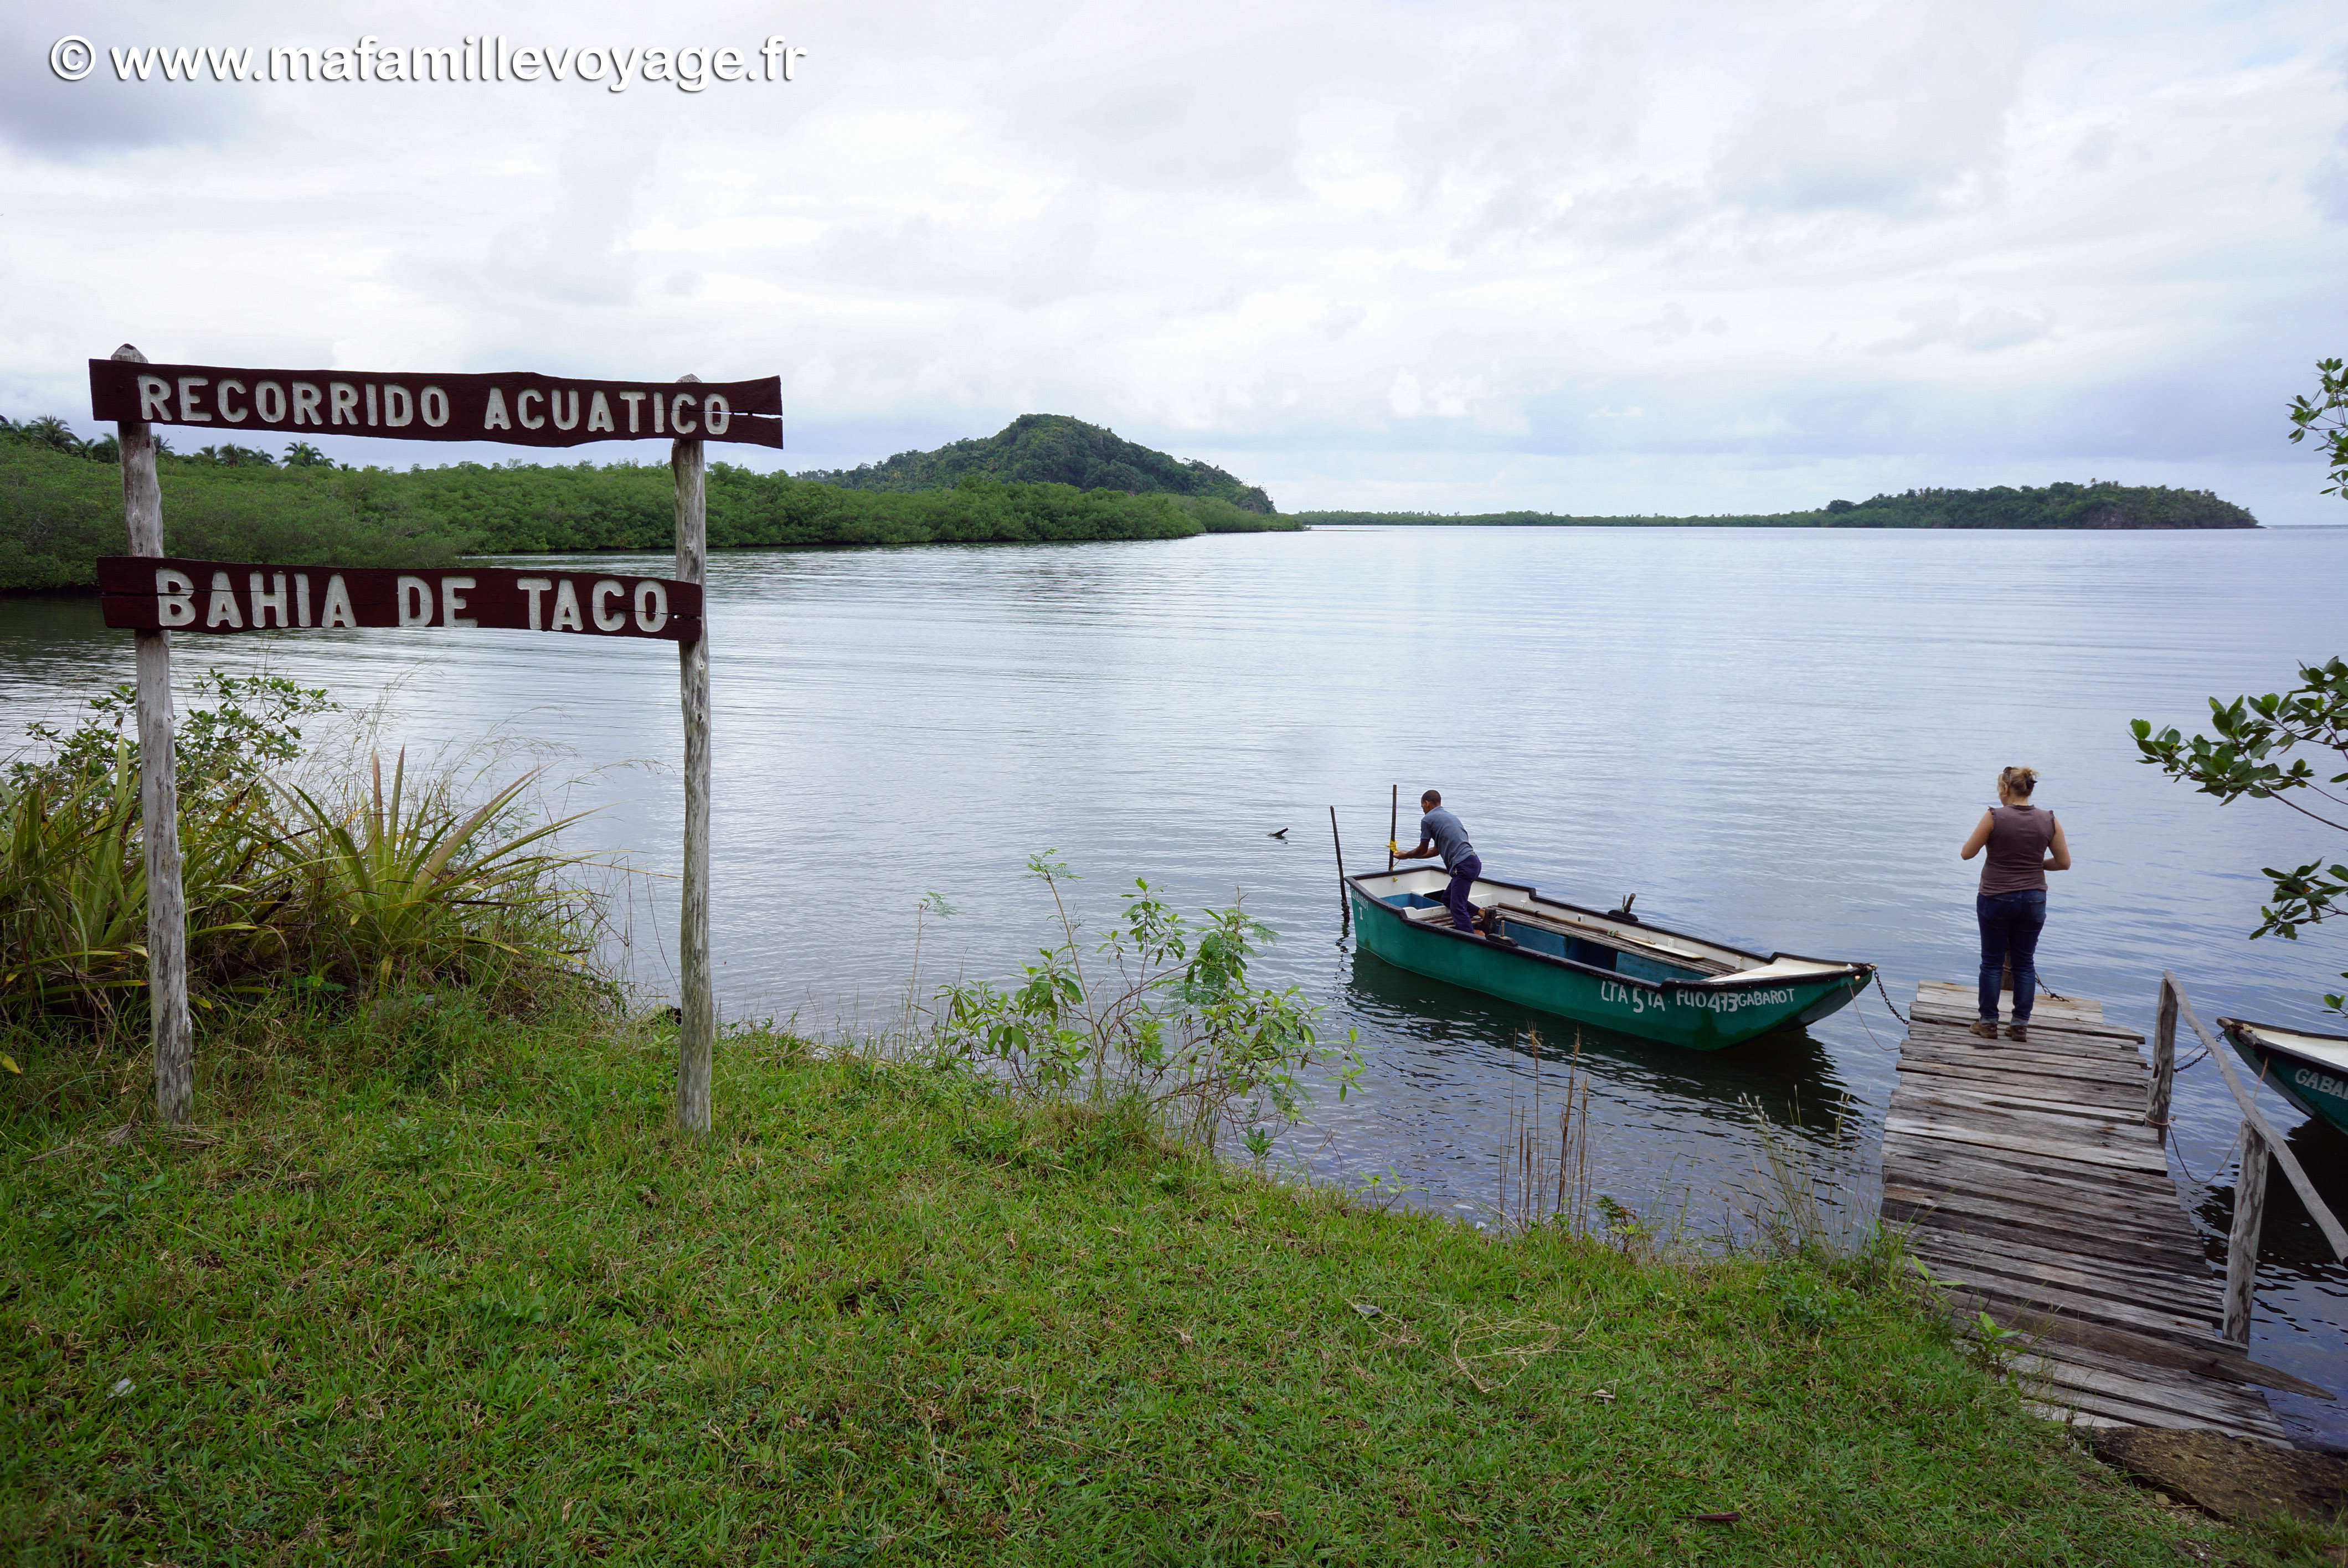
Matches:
[1726,958,1850,982]
[1489,905,1736,976]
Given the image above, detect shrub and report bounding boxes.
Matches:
[1,675,605,1045]
[933,853,1360,1150]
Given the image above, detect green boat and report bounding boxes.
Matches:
[1346,867,1874,1051]
[2220,1017,2348,1139]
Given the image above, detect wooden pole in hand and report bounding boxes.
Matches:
[1388,785,1398,873]
[115,345,192,1125]
[1330,806,1350,938]
[673,375,713,1133]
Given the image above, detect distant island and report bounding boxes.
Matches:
[799,414,1277,515]
[1294,482,2257,530]
[0,402,2263,596]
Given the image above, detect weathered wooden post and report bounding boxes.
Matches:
[2148,973,2179,1140]
[673,374,713,1133]
[114,345,193,1125]
[1330,807,1350,938]
[2223,1125,2270,1346]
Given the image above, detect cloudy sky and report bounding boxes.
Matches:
[5,0,2345,520]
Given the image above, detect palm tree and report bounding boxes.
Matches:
[17,416,83,455]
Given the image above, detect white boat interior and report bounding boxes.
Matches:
[2227,1019,2348,1075]
[1347,866,1858,988]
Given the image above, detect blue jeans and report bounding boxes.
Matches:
[1446,855,1483,935]
[1977,890,2047,1023]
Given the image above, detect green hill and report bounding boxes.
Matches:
[1292,482,2257,530]
[798,415,1276,514]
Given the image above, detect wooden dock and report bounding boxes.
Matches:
[1882,981,2324,1443]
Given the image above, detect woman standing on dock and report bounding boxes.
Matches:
[1959,766,2072,1041]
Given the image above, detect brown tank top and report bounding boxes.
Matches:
[1979,804,2056,895]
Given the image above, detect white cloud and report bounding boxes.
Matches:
[1868,300,2052,354]
[3,0,2345,520]
[1711,0,2028,215]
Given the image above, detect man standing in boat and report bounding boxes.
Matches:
[1394,790,1486,938]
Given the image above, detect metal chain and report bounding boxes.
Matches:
[1872,969,1909,1026]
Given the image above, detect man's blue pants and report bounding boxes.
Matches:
[1446,855,1483,935]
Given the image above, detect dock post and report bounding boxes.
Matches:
[2148,974,2178,1141]
[2223,1125,2270,1347]
[1330,806,1350,938]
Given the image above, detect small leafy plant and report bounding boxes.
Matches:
[2288,355,2348,499]
[1965,1309,2033,1375]
[933,853,1360,1150]
[2133,656,2348,1012]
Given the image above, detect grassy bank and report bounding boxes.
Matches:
[1,1008,2317,1565]
[0,439,1297,594]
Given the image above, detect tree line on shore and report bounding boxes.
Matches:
[1294,481,2258,530]
[0,419,1295,594]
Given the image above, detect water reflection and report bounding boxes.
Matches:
[1342,944,1851,1130]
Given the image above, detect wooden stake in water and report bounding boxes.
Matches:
[673,375,714,1134]
[2224,1125,2270,1347]
[115,344,192,1125]
[1388,785,1398,873]
[2148,974,2179,1142]
[1330,806,1350,938]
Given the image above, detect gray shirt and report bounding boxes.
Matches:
[1979,804,2056,896]
[1420,807,1474,871]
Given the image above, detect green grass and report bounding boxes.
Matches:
[0,1008,2322,1565]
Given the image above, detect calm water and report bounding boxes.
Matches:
[7,525,2346,1444]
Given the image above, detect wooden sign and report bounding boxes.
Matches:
[102,340,722,1139]
[87,360,783,450]
[96,556,703,643]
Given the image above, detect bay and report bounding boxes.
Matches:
[7,523,2345,1443]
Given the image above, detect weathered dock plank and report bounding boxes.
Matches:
[1884,982,2292,1443]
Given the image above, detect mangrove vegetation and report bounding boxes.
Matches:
[0,419,1295,595]
[1295,481,2259,530]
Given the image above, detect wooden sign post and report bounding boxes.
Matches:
[94,350,777,1133]
[112,345,192,1124]
[673,377,713,1134]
